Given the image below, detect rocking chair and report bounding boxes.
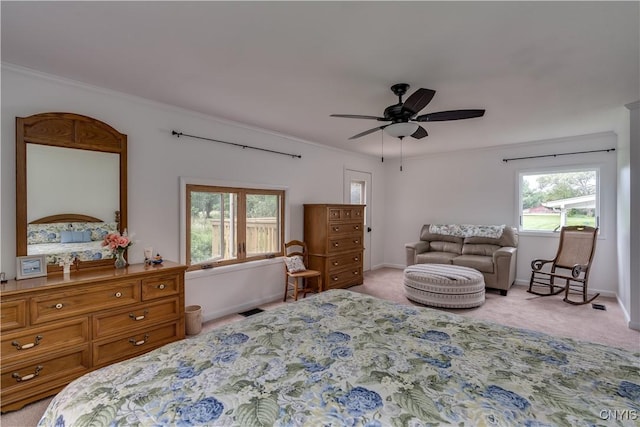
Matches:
[528,225,599,305]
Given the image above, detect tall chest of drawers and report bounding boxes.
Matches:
[0,261,187,412]
[304,204,365,290]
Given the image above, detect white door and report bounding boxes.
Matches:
[344,169,372,272]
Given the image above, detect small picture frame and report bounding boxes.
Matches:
[16,255,47,280]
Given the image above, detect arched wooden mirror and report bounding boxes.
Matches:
[16,112,127,273]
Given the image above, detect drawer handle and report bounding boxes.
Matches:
[332,276,339,281]
[353,240,359,244]
[333,261,339,266]
[54,303,64,310]
[115,292,123,298]
[129,310,149,321]
[129,334,149,346]
[157,284,166,290]
[333,226,340,232]
[333,242,339,247]
[12,335,43,350]
[354,257,359,261]
[354,225,360,230]
[12,366,43,382]
[353,271,359,275]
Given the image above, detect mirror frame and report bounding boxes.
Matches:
[16,112,128,273]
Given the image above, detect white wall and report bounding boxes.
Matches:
[382,132,619,296]
[625,101,640,330]
[0,65,384,321]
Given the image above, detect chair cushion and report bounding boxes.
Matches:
[416,252,458,264]
[430,241,463,254]
[462,243,500,256]
[284,255,306,273]
[452,255,494,273]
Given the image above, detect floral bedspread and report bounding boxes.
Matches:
[38,290,639,427]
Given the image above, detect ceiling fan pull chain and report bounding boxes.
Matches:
[400,137,403,172]
[381,131,384,163]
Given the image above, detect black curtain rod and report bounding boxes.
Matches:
[502,148,615,163]
[171,130,302,159]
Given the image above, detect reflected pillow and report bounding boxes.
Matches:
[61,230,92,243]
[284,255,306,273]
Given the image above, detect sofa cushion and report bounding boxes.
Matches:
[420,225,464,244]
[464,226,518,247]
[462,243,500,256]
[416,252,458,265]
[452,255,495,273]
[430,241,463,254]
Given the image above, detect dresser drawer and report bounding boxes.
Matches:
[31,280,140,325]
[1,300,27,332]
[93,298,181,339]
[327,267,363,289]
[328,221,363,236]
[1,347,90,397]
[93,321,180,367]
[328,236,363,253]
[141,275,179,300]
[328,207,364,222]
[327,251,363,272]
[1,318,89,365]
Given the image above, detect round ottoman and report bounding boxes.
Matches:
[404,264,485,308]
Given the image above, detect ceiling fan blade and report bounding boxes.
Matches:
[331,114,388,121]
[415,109,485,122]
[401,88,436,115]
[348,125,389,140]
[411,125,428,139]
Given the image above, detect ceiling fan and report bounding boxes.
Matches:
[330,83,485,140]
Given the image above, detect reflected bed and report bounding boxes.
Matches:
[38,290,639,426]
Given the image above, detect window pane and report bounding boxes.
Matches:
[350,181,364,204]
[520,170,597,231]
[190,190,237,264]
[245,193,281,257]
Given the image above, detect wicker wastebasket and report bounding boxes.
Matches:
[185,305,202,335]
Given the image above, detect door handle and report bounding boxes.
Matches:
[367,227,372,233]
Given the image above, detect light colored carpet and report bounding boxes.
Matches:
[3,267,638,426]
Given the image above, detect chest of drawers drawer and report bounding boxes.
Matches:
[1,347,90,400]
[328,235,363,253]
[326,266,363,289]
[1,300,27,332]
[328,207,363,221]
[1,317,89,365]
[93,321,181,368]
[327,251,363,272]
[142,275,179,300]
[93,297,181,339]
[31,280,140,325]
[328,221,363,236]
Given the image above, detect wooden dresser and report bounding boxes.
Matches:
[0,261,187,412]
[304,204,365,290]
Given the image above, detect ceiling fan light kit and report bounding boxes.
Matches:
[331,83,485,141]
[384,122,419,138]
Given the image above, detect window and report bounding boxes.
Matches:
[186,184,284,271]
[518,168,599,232]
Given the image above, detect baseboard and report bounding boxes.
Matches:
[202,293,282,323]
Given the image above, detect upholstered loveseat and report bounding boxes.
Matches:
[405,224,518,295]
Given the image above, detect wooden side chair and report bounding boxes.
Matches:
[528,225,599,305]
[283,240,322,301]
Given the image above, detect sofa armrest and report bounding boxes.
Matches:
[405,241,429,266]
[493,247,517,291]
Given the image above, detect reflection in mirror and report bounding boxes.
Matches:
[16,112,127,273]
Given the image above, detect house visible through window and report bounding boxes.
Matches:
[186,184,284,270]
[518,168,599,232]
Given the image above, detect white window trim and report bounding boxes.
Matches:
[515,165,602,238]
[179,176,289,269]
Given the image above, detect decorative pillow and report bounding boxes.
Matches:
[61,230,92,243]
[284,255,306,273]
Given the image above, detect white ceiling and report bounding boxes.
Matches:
[2,1,638,158]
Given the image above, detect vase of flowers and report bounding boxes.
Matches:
[102,230,133,269]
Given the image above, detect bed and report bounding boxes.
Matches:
[38,290,639,426]
[27,214,118,264]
